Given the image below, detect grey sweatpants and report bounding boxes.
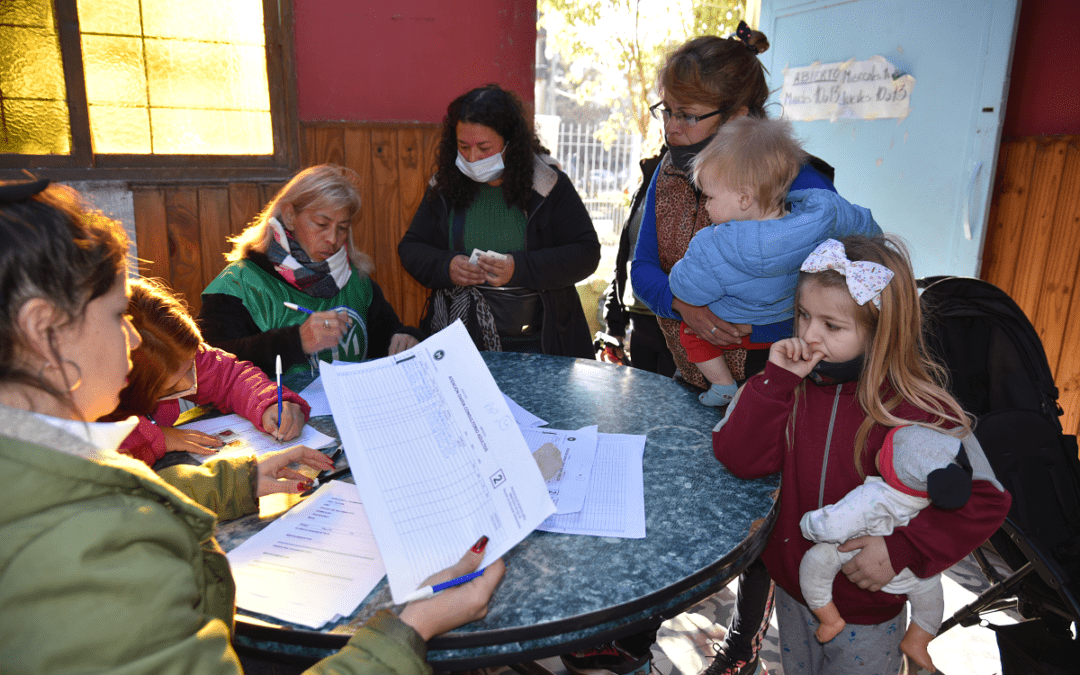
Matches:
[774,585,906,675]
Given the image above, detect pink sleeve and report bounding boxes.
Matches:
[191,344,311,431]
[119,415,168,466]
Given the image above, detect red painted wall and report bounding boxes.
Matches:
[1002,0,1080,137]
[293,0,536,124]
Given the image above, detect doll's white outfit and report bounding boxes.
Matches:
[797,424,985,635]
[799,476,943,634]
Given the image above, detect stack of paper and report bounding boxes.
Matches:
[535,431,647,538]
[227,481,386,628]
[321,321,557,604]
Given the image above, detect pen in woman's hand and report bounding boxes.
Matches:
[370,569,486,611]
[275,354,283,432]
[283,301,314,315]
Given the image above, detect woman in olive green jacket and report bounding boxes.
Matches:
[0,178,504,675]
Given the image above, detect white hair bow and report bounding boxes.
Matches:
[800,239,894,308]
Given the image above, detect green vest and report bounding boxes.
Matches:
[204,260,374,373]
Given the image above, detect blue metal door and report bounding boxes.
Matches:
[758,0,1021,277]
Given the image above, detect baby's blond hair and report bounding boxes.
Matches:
[691,116,807,213]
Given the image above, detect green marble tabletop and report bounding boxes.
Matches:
[220,352,779,669]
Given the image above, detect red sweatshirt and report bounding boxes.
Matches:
[120,343,311,466]
[714,362,1011,625]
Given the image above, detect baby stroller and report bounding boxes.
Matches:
[919,276,1080,673]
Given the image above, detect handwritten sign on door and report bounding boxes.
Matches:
[781,55,914,122]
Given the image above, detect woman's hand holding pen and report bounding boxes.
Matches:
[300,310,351,354]
[399,536,506,641]
[262,401,305,441]
[255,444,334,497]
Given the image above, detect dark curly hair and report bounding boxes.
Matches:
[431,84,542,212]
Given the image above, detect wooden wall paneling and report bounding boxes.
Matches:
[228,183,262,237]
[163,188,204,311]
[982,139,1039,289]
[1058,253,1080,438]
[301,124,318,168]
[1033,140,1080,375]
[369,127,405,318]
[1006,139,1068,316]
[132,188,169,280]
[258,181,286,210]
[320,127,346,168]
[343,127,377,263]
[396,126,434,326]
[197,187,232,312]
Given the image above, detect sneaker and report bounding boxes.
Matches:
[700,646,765,675]
[560,640,652,675]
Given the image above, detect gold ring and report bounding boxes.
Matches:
[324,319,330,328]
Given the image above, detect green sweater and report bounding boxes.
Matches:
[203,259,374,374]
[0,405,430,675]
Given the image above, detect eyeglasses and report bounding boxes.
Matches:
[649,102,724,128]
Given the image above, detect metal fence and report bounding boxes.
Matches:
[553,122,641,234]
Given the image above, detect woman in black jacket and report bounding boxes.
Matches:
[398,84,601,358]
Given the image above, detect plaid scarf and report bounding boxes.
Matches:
[266,217,352,298]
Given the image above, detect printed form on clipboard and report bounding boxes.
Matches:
[320,320,555,604]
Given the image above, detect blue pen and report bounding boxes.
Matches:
[275,354,283,430]
[382,569,485,608]
[283,301,314,315]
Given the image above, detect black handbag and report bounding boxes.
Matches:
[476,286,543,337]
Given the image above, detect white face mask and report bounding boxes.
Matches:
[158,363,198,401]
[456,148,506,183]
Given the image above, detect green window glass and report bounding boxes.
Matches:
[2,0,278,162]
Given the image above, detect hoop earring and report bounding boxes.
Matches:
[37,359,83,392]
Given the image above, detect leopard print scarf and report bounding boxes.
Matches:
[653,155,748,386]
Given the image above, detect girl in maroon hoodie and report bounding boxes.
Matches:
[101,278,310,467]
[713,235,1010,674]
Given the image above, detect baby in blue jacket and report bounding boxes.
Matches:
[669,117,881,406]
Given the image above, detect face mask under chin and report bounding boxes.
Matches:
[808,353,865,386]
[667,134,715,173]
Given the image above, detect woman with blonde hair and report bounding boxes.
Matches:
[200,163,421,375]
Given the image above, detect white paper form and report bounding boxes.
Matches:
[537,432,647,538]
[321,321,556,603]
[178,414,337,463]
[504,394,547,429]
[297,360,350,417]
[227,481,386,628]
[520,425,598,514]
[298,377,332,417]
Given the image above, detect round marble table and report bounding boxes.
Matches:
[221,352,779,669]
